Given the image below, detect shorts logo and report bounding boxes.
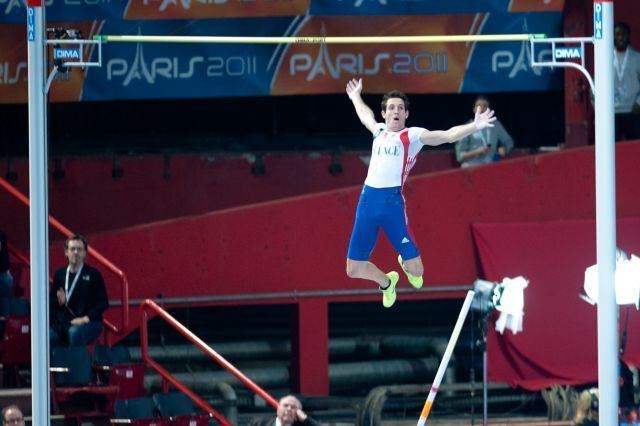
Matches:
[401,237,410,244]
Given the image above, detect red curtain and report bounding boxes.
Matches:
[472,218,640,390]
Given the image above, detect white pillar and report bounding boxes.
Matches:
[27,0,51,424]
[593,1,618,425]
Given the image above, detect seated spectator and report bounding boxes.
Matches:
[0,230,14,316]
[574,388,598,426]
[50,235,109,347]
[2,405,25,425]
[455,95,514,168]
[249,395,320,426]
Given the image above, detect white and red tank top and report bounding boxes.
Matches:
[364,123,426,188]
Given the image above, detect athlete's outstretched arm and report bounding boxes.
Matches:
[420,108,496,146]
[346,78,377,134]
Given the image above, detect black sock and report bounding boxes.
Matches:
[379,278,391,290]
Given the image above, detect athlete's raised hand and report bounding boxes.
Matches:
[346,78,363,100]
[473,106,496,130]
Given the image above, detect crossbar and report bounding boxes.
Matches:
[94,33,546,44]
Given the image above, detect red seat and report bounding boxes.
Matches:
[171,413,211,426]
[109,363,147,399]
[1,315,30,365]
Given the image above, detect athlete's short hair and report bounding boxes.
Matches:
[381,91,410,112]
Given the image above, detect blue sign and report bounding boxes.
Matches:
[593,2,603,39]
[27,7,34,41]
[54,48,81,60]
[554,46,582,59]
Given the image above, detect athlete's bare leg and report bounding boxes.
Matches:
[402,256,424,278]
[346,259,391,288]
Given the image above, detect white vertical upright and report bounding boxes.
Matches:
[593,1,618,425]
[27,0,51,424]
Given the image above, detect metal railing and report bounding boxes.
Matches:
[140,299,279,425]
[0,176,129,335]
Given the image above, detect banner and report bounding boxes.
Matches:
[0,0,564,23]
[123,0,310,21]
[0,12,562,103]
[309,0,564,16]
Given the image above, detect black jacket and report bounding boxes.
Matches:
[50,263,109,323]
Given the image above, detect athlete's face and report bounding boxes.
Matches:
[382,98,408,132]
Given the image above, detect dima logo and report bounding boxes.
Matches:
[554,47,581,60]
[53,48,80,60]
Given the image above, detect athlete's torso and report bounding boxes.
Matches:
[364,124,426,188]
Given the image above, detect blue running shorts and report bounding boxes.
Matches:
[347,185,420,261]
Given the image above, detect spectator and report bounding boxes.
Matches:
[574,388,598,426]
[613,22,640,141]
[0,230,13,317]
[249,395,321,426]
[455,95,514,168]
[2,405,25,425]
[50,235,108,347]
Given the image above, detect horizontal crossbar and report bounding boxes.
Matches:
[94,33,546,44]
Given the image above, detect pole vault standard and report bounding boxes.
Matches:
[26,0,50,424]
[531,2,617,424]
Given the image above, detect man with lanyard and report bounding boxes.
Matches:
[345,78,496,307]
[50,235,109,347]
[613,22,640,141]
[455,95,514,168]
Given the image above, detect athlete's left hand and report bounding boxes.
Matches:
[474,106,496,130]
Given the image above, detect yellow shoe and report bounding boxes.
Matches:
[381,271,399,308]
[398,255,423,289]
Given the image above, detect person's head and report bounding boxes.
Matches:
[64,234,88,269]
[381,90,410,132]
[2,405,24,426]
[276,395,302,425]
[573,388,598,425]
[473,95,491,114]
[615,22,631,52]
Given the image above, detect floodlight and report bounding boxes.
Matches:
[582,249,640,308]
[472,276,528,335]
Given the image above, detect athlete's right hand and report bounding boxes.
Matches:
[346,78,363,100]
[474,106,496,130]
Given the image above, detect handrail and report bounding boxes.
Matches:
[141,299,279,422]
[6,242,32,273]
[0,176,129,334]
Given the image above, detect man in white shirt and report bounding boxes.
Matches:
[614,22,640,141]
[456,95,514,168]
[345,78,496,307]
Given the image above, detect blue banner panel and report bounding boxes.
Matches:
[82,17,296,100]
[461,13,563,92]
[0,0,565,23]
[0,0,308,23]
[0,12,561,103]
[0,0,124,24]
